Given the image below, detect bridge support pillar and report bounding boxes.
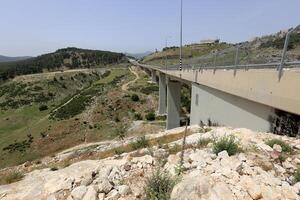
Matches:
[158,73,167,114]
[190,83,275,132]
[167,79,181,129]
[151,70,156,83]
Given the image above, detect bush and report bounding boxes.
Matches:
[39,104,48,111]
[2,171,24,184]
[212,135,240,156]
[144,169,175,200]
[294,169,300,182]
[134,113,143,120]
[131,94,140,102]
[146,112,156,121]
[265,139,293,154]
[131,136,149,150]
[197,138,212,148]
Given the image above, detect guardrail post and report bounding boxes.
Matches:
[278,25,300,80]
[234,46,239,76]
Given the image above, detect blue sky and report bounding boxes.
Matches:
[0,0,299,56]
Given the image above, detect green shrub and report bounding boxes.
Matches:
[197,138,212,148]
[212,135,240,156]
[134,113,143,120]
[2,171,24,184]
[131,94,140,102]
[146,112,156,121]
[294,169,300,182]
[39,105,48,111]
[131,136,149,150]
[265,139,293,154]
[144,169,175,200]
[156,115,167,121]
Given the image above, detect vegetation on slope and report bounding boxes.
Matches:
[0,47,126,80]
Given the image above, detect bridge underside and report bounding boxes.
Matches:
[190,83,275,132]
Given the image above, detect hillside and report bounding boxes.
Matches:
[142,29,300,67]
[0,64,164,169]
[0,55,31,63]
[0,47,126,80]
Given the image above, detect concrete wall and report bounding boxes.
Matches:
[190,83,275,132]
[167,80,181,129]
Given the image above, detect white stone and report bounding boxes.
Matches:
[217,150,229,159]
[210,182,234,200]
[98,193,105,200]
[71,185,87,200]
[82,186,97,200]
[240,176,262,199]
[273,144,282,153]
[105,189,120,200]
[97,178,113,194]
[117,185,131,196]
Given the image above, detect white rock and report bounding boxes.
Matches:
[131,155,153,165]
[98,193,105,200]
[71,185,87,200]
[118,185,131,196]
[240,176,262,199]
[97,178,113,194]
[273,144,282,153]
[282,161,296,170]
[210,182,234,200]
[82,186,97,200]
[46,194,57,200]
[171,173,210,200]
[217,150,229,159]
[105,189,120,200]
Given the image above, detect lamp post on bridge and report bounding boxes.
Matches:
[179,0,183,71]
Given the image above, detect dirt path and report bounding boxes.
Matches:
[121,66,139,91]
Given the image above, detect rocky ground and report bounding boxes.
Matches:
[1,125,300,200]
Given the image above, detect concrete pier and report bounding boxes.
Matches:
[167,79,181,129]
[151,69,156,83]
[158,73,167,114]
[190,83,275,132]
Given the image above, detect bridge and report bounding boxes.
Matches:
[130,59,300,132]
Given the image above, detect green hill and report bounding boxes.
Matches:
[0,47,126,80]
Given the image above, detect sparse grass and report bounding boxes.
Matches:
[294,169,300,183]
[197,138,212,148]
[145,112,156,121]
[212,135,241,156]
[0,171,24,185]
[130,136,149,150]
[265,139,294,154]
[144,169,175,200]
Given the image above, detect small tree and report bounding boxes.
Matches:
[131,94,140,102]
[146,112,156,121]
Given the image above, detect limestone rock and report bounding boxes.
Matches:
[98,193,105,200]
[82,186,97,200]
[273,144,282,153]
[97,178,113,194]
[210,182,234,200]
[240,176,262,199]
[71,185,87,200]
[118,185,131,196]
[105,189,120,200]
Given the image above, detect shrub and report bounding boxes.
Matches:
[197,138,212,148]
[131,94,140,102]
[294,169,300,182]
[134,113,143,120]
[2,171,24,184]
[265,139,293,154]
[146,112,156,121]
[144,169,175,200]
[39,105,48,111]
[131,136,149,150]
[212,135,240,156]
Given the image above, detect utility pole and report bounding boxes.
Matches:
[179,0,183,71]
[165,36,171,72]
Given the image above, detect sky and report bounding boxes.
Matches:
[0,0,299,57]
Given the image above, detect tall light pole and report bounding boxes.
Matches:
[165,36,171,72]
[179,0,183,71]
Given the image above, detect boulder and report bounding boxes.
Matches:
[118,185,131,196]
[273,144,282,153]
[210,182,234,200]
[171,172,211,200]
[97,178,113,194]
[82,186,97,200]
[217,150,229,159]
[98,193,105,200]
[105,189,120,200]
[71,185,87,200]
[239,176,262,199]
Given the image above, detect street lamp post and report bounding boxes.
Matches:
[179,0,183,71]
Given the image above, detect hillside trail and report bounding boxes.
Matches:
[121,66,139,91]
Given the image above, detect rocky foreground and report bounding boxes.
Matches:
[1,125,300,200]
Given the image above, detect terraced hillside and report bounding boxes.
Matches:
[142,30,300,67]
[0,64,163,169]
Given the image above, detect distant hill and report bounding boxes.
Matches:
[0,55,31,63]
[0,47,126,80]
[125,51,153,59]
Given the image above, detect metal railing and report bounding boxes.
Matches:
[142,25,300,80]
